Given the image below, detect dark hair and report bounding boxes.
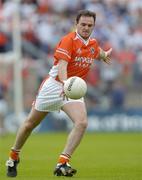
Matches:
[76,10,96,24]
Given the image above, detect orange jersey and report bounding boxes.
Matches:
[49,32,100,80]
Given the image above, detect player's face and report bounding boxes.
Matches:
[76,16,95,40]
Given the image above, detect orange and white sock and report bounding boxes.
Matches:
[9,148,20,161]
[57,153,71,165]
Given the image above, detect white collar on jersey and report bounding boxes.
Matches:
[75,30,91,46]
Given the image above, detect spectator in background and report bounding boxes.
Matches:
[0,0,142,120]
[0,82,8,136]
[109,79,125,109]
[0,31,8,53]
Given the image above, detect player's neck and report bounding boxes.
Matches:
[76,31,90,45]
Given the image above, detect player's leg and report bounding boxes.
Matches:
[54,101,87,176]
[12,108,48,150]
[62,101,87,155]
[6,107,48,177]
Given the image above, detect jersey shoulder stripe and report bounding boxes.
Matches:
[56,50,71,59]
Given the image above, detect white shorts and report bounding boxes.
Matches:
[34,77,84,112]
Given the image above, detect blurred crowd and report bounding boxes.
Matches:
[0,0,142,114]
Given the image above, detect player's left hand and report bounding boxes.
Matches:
[103,48,112,64]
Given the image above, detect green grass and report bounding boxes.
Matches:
[0,132,142,180]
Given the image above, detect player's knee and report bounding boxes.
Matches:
[76,119,88,130]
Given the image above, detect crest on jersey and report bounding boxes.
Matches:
[90,47,95,54]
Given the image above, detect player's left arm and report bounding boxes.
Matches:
[99,48,112,64]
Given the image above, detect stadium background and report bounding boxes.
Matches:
[0,0,142,133]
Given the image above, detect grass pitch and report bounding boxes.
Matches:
[0,132,142,180]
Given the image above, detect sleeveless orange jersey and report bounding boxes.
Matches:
[49,32,100,80]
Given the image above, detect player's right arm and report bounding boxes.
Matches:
[58,59,68,83]
[54,33,74,83]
